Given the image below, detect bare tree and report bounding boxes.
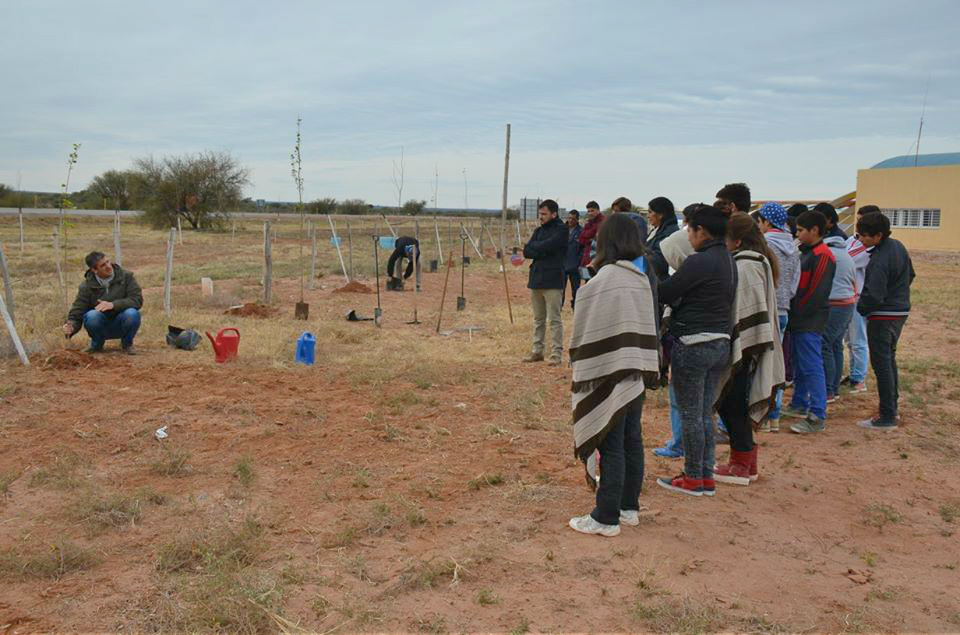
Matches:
[391,146,405,210]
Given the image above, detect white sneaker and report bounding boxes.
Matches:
[568,514,620,537]
[620,510,640,526]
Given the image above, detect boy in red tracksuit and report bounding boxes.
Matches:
[784,210,836,434]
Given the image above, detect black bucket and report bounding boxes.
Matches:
[429,260,438,272]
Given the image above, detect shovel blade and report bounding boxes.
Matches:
[295,302,309,320]
[456,296,466,311]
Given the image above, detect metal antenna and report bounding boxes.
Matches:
[914,76,930,167]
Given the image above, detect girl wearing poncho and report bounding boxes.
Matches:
[714,213,786,485]
[568,214,661,537]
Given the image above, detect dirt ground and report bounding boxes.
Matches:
[1,217,960,633]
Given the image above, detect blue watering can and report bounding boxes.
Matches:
[295,332,316,365]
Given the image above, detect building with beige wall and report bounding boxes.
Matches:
[856,153,960,252]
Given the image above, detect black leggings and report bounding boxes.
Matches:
[717,362,753,452]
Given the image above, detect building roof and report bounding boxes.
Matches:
[871,152,960,169]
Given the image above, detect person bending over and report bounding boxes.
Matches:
[62,251,143,354]
[387,236,420,289]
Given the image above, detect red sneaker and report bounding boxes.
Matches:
[656,473,704,497]
[702,477,716,497]
[715,449,751,486]
[749,445,759,482]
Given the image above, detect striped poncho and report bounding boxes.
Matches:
[569,259,661,489]
[723,250,786,426]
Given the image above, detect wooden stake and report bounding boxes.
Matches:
[113,210,122,267]
[436,249,455,333]
[53,228,65,311]
[263,221,273,304]
[164,227,175,317]
[177,216,184,245]
[0,243,14,324]
[433,215,444,265]
[0,292,28,366]
[381,213,398,238]
[461,223,483,259]
[500,123,511,256]
[327,215,349,283]
[309,221,317,290]
[18,209,24,254]
[347,221,354,279]
[412,220,420,323]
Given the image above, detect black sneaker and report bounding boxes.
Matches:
[85,345,104,354]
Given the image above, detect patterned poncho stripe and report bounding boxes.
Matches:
[570,259,660,488]
[724,250,786,426]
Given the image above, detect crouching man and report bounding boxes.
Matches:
[62,251,143,354]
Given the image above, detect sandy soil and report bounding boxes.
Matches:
[1,251,959,634]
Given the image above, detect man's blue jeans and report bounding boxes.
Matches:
[768,314,789,420]
[823,304,855,396]
[83,308,141,349]
[846,309,868,384]
[789,331,827,420]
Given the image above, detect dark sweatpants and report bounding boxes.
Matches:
[591,395,644,526]
[867,317,906,424]
[717,361,753,452]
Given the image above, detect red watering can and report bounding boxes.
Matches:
[206,327,240,363]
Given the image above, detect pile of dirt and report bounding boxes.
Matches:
[333,281,374,294]
[40,349,96,370]
[223,303,275,318]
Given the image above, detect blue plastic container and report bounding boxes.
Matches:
[379,236,397,249]
[295,332,316,365]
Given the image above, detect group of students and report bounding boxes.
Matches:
[565,183,915,537]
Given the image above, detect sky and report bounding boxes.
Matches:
[2,0,960,209]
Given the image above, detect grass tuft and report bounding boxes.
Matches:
[0,539,98,580]
[232,456,254,486]
[468,472,505,491]
[864,503,903,531]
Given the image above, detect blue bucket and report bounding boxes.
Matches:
[378,236,397,249]
[330,236,342,247]
[295,332,316,365]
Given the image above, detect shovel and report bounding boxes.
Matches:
[346,309,374,322]
[294,301,309,320]
[457,231,467,311]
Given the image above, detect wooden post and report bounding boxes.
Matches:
[413,220,420,323]
[263,221,272,304]
[436,250,455,333]
[461,223,483,259]
[327,215,349,283]
[500,123,511,257]
[433,215,444,265]
[164,227,175,317]
[0,292,28,366]
[53,228,65,310]
[18,209,24,254]
[347,221,354,279]
[177,216,184,245]
[0,244,14,324]
[381,213,398,238]
[309,221,317,290]
[231,220,236,242]
[113,210,122,267]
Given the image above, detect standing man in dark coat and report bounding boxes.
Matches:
[522,199,568,365]
[562,210,583,310]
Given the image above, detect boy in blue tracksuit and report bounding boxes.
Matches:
[855,212,915,429]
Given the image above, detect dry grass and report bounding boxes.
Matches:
[0,539,99,580]
[28,449,87,489]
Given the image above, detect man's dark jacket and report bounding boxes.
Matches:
[563,224,582,273]
[67,265,143,332]
[387,236,420,279]
[523,216,568,289]
[857,237,915,319]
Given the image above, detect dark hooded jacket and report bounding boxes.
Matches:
[523,216,568,289]
[646,215,680,281]
[66,264,143,332]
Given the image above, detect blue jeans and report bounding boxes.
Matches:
[673,339,730,480]
[591,395,644,526]
[768,314,789,420]
[662,381,683,453]
[846,310,868,383]
[83,308,141,349]
[789,331,827,420]
[823,305,855,396]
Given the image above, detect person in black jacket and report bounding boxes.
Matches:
[655,205,736,497]
[386,236,420,290]
[855,212,915,430]
[522,199,568,365]
[562,210,583,310]
[645,196,680,281]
